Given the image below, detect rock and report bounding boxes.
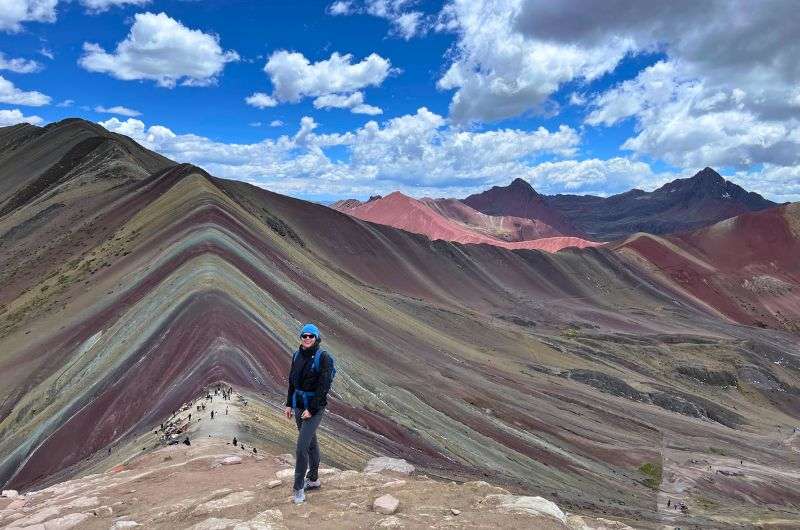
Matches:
[63,495,99,509]
[7,498,27,510]
[377,515,402,527]
[364,457,414,475]
[12,505,60,526]
[481,494,565,523]
[276,453,295,465]
[93,505,114,517]
[1,489,19,498]
[244,508,285,529]
[42,512,91,529]
[381,480,406,488]
[193,491,255,515]
[192,517,241,529]
[111,521,140,528]
[373,494,400,515]
[220,456,242,466]
[317,467,340,476]
[266,479,282,488]
[450,508,461,515]
[348,502,359,510]
[566,514,635,530]
[275,468,294,480]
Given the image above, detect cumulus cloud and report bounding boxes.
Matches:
[0,52,42,73]
[0,75,50,106]
[252,50,390,113]
[313,91,383,115]
[523,157,662,195]
[269,120,284,127]
[486,0,800,173]
[81,0,151,13]
[435,0,633,124]
[79,11,239,88]
[0,108,43,126]
[327,1,354,15]
[732,165,800,203]
[328,1,429,39]
[0,0,57,32]
[94,105,141,117]
[366,0,427,39]
[98,108,581,198]
[587,61,800,169]
[245,92,277,108]
[265,51,391,102]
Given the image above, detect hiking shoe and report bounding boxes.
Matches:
[292,489,305,504]
[304,478,321,490]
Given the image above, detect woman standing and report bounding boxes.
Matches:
[285,323,333,504]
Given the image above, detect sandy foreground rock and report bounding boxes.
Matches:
[364,457,415,475]
[0,438,634,529]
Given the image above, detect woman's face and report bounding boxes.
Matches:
[300,333,316,348]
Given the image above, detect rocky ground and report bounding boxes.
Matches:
[0,436,634,530]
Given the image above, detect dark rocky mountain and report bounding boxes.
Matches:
[547,167,777,241]
[462,177,585,237]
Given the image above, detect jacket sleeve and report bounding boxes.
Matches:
[286,354,295,407]
[309,352,332,414]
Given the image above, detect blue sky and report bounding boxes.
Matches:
[2,1,799,202]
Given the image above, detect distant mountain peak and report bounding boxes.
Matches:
[507,177,538,195]
[695,167,723,182]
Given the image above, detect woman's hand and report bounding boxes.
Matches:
[284,406,293,419]
[301,409,312,419]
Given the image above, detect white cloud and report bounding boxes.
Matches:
[352,103,383,115]
[98,108,580,198]
[328,1,429,40]
[523,157,660,195]
[265,51,391,102]
[248,121,261,127]
[79,11,239,88]
[327,1,354,15]
[81,0,151,13]
[733,165,800,203]
[392,11,424,39]
[0,108,43,126]
[269,120,283,127]
[57,99,74,107]
[436,0,632,124]
[587,61,800,169]
[313,91,383,115]
[39,47,54,60]
[313,92,363,109]
[0,52,42,73]
[488,0,800,171]
[366,1,427,39]
[0,75,50,106]
[245,92,277,108]
[0,0,57,32]
[94,105,141,117]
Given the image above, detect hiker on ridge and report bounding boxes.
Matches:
[285,323,334,504]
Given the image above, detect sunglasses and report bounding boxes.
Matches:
[300,334,316,339]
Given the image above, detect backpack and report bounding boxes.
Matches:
[293,349,337,384]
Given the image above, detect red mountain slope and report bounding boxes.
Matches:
[342,191,601,251]
[614,203,800,331]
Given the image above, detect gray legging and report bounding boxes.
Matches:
[293,407,325,491]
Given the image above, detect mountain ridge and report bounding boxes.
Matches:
[1,118,799,527]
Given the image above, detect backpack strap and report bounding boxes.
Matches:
[312,350,327,372]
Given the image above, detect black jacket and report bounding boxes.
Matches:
[286,343,332,415]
